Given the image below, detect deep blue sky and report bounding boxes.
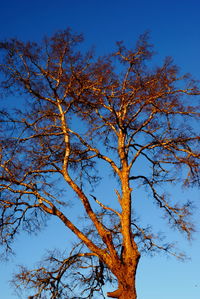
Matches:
[0,1,200,298]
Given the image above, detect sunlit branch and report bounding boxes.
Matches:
[95,108,118,135]
[67,127,120,176]
[132,222,185,259]
[90,194,121,217]
[130,175,193,238]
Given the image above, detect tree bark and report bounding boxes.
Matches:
[107,286,137,299]
[107,254,140,299]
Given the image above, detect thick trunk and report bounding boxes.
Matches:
[107,255,139,299]
[118,288,137,299]
[107,284,137,299]
[107,130,139,299]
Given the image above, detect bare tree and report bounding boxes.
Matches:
[0,29,199,298]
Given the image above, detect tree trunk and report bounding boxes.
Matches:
[107,256,139,299]
[107,285,137,299]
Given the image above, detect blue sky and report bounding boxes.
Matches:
[0,0,200,298]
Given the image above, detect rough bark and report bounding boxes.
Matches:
[107,248,140,299]
[108,288,137,299]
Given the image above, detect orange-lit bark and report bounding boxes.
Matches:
[0,29,199,298]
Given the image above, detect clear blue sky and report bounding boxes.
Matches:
[0,0,200,298]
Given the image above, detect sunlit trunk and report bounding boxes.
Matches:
[107,254,140,299]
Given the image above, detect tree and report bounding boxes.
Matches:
[0,29,199,299]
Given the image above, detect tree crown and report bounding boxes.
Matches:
[0,29,199,298]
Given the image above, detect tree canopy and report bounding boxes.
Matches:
[0,29,199,298]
